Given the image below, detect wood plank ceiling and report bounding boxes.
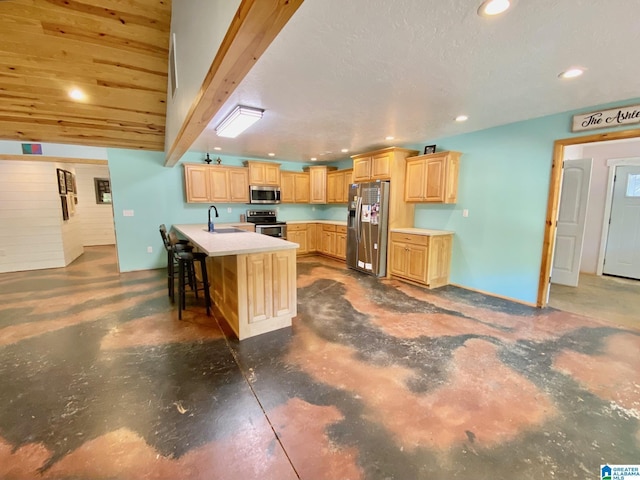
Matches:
[0,0,171,151]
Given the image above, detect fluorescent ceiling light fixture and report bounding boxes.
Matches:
[478,0,511,16]
[215,105,264,138]
[268,152,275,157]
[69,88,86,101]
[213,147,222,151]
[385,136,395,141]
[455,115,469,122]
[559,67,584,79]
[341,148,349,153]
[310,157,317,161]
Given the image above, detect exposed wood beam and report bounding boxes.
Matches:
[0,154,108,165]
[164,0,304,167]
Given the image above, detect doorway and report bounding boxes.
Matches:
[602,165,640,280]
[539,129,640,307]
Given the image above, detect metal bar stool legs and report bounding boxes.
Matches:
[176,251,211,320]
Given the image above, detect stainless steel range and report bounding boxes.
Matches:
[246,210,287,239]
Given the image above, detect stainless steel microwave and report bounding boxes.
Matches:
[249,185,281,204]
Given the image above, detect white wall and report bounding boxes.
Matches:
[164,0,241,154]
[568,139,640,273]
[0,160,67,273]
[74,164,116,246]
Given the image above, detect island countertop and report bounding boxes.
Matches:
[173,224,299,256]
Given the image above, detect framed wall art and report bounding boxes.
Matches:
[423,144,436,155]
[57,168,67,194]
[64,170,74,193]
[94,178,112,204]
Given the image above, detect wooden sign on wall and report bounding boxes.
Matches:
[572,104,640,132]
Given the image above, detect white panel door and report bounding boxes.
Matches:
[603,166,640,279]
[551,158,593,286]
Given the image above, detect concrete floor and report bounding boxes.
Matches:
[549,273,640,330]
[0,246,638,479]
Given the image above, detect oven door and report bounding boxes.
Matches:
[255,224,287,239]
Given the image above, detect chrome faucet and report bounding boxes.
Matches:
[208,205,219,232]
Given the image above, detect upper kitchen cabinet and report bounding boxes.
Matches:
[184,164,210,202]
[305,165,337,204]
[244,161,281,186]
[351,147,419,183]
[327,169,353,203]
[183,164,249,203]
[281,171,310,203]
[404,151,461,203]
[351,147,419,231]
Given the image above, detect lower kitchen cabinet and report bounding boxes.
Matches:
[287,224,309,254]
[389,231,452,288]
[286,222,345,260]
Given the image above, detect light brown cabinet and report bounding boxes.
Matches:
[404,151,461,203]
[184,163,249,203]
[389,231,453,288]
[245,161,281,186]
[319,224,347,260]
[245,251,296,323]
[305,165,337,204]
[327,169,353,204]
[286,224,309,254]
[286,222,344,259]
[281,171,310,203]
[352,152,393,182]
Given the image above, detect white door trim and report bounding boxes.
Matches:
[596,156,640,275]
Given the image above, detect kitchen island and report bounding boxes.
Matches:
[173,224,299,340]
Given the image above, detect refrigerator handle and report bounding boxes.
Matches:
[355,195,362,244]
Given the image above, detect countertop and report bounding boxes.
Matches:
[390,227,454,236]
[173,224,299,257]
[286,220,348,226]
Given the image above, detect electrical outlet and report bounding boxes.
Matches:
[462,209,469,217]
[227,207,232,213]
[147,246,153,253]
[123,210,134,217]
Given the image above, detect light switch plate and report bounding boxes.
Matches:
[227,207,232,213]
[462,209,469,217]
[123,210,134,217]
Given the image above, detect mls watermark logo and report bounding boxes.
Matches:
[602,464,640,480]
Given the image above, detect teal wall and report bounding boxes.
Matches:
[108,97,640,304]
[107,150,332,272]
[404,97,640,304]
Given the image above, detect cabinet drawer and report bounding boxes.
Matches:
[390,232,429,246]
[336,225,347,234]
[322,224,337,232]
[287,224,307,232]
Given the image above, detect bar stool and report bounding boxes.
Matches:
[159,224,191,302]
[169,233,211,320]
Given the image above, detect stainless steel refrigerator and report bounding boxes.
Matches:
[346,181,390,277]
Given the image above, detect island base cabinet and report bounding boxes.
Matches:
[389,232,452,288]
[208,250,296,340]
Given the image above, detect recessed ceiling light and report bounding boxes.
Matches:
[341,148,349,153]
[310,157,317,161]
[213,147,222,151]
[268,152,275,157]
[558,68,584,79]
[385,136,394,141]
[68,88,86,101]
[455,115,469,122]
[478,0,512,16]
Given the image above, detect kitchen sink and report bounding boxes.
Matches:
[204,227,245,234]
